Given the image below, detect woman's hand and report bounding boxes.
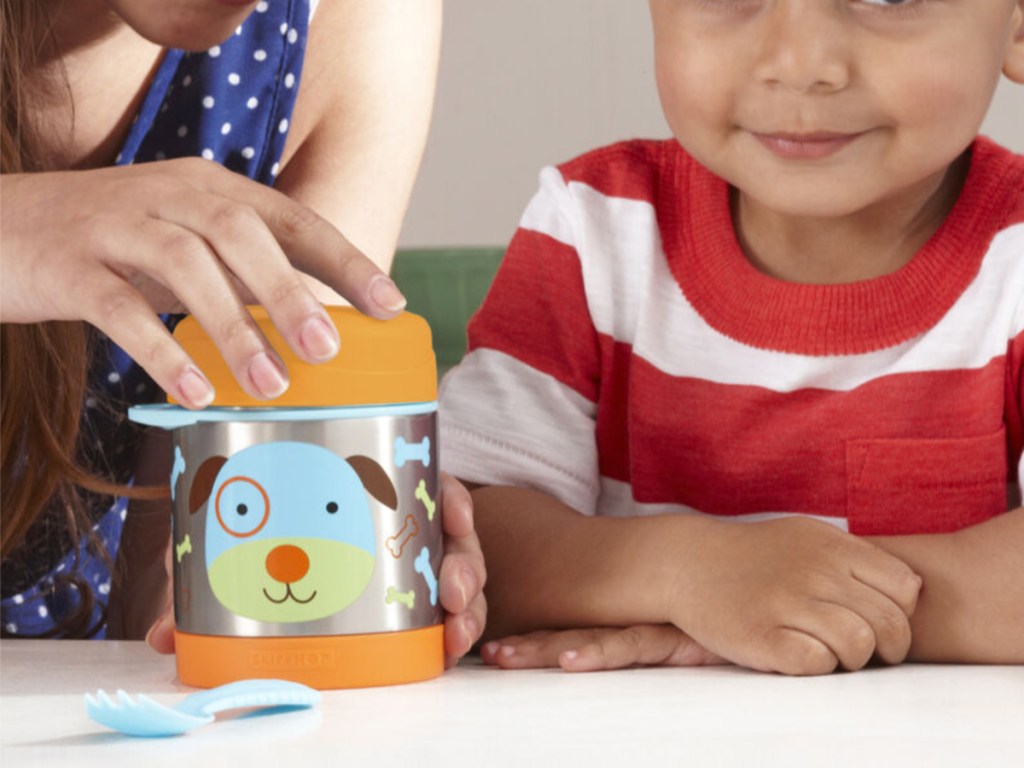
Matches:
[438,473,488,667]
[143,536,175,654]
[0,160,408,407]
[480,625,725,672]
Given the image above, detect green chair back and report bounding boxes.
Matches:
[391,247,504,375]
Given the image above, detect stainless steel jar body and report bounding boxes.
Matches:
[167,406,441,638]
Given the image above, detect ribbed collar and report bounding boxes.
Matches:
[658,137,1023,355]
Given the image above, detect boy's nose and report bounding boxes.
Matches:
[266,544,310,583]
[753,2,851,94]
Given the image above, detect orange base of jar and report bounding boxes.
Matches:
[174,625,444,689]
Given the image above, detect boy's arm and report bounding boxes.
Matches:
[472,484,922,675]
[867,507,1024,663]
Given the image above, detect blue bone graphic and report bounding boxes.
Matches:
[413,546,438,606]
[394,436,431,468]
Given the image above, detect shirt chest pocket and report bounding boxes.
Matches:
[845,428,1008,536]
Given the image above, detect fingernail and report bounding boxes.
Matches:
[176,366,214,408]
[562,650,578,663]
[482,641,499,657]
[248,351,289,399]
[144,617,164,648]
[499,645,515,659]
[464,616,479,644]
[369,275,407,313]
[300,314,340,361]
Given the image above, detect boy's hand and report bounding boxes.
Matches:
[480,625,725,671]
[670,517,923,675]
[438,473,488,667]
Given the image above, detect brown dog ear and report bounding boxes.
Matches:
[189,455,228,515]
[347,455,398,511]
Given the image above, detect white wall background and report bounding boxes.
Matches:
[401,0,1024,249]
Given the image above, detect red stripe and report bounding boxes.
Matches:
[1006,329,1024,481]
[558,140,670,203]
[594,344,1010,535]
[468,229,601,402]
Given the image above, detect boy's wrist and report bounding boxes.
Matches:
[599,512,722,629]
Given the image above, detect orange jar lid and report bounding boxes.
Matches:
[169,306,436,407]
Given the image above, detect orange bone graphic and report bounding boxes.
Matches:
[386,514,420,559]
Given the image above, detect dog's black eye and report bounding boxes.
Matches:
[326,501,338,514]
[236,504,248,516]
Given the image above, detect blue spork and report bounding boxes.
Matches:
[85,679,321,737]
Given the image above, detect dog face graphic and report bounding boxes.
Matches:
[188,442,397,623]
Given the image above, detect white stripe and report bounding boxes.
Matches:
[596,477,849,529]
[518,167,577,246]
[439,349,599,514]
[524,170,1024,393]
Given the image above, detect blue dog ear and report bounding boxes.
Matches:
[189,455,228,515]
[346,456,398,511]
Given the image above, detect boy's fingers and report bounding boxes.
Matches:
[824,581,913,665]
[560,625,708,672]
[791,603,878,672]
[850,548,923,616]
[762,627,840,676]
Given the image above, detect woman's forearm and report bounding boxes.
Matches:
[279,0,442,282]
[868,507,1024,663]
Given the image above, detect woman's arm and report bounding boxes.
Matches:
[868,508,1024,663]
[277,0,442,293]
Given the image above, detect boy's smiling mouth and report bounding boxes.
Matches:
[751,131,867,161]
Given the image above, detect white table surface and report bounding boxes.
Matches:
[1,640,1021,767]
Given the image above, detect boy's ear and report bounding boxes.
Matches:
[1004,1,1024,83]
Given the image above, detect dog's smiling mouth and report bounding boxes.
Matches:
[262,584,318,605]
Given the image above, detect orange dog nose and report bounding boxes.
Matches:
[265,544,310,584]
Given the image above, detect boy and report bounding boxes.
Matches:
[439,0,1024,674]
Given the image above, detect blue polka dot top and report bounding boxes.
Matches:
[1,0,312,639]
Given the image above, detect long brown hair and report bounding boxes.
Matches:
[1,1,166,635]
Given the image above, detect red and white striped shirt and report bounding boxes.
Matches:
[439,138,1024,536]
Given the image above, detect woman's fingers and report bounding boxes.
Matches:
[444,593,487,668]
[79,269,216,409]
[108,216,294,403]
[145,610,176,655]
[155,191,342,369]
[192,160,407,318]
[438,474,487,665]
[145,536,176,655]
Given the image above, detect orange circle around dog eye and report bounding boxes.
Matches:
[215,476,270,538]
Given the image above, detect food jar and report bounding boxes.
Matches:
[129,307,442,689]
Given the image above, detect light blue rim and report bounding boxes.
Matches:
[128,401,437,429]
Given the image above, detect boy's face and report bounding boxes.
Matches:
[649,0,1024,219]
